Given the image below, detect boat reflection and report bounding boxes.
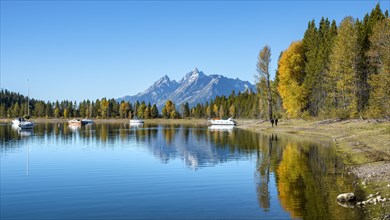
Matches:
[18,128,34,137]
[68,124,81,132]
[208,125,235,132]
[11,124,20,131]
[129,123,144,129]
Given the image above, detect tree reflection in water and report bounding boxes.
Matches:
[254,134,365,219]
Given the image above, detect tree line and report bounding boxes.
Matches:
[0,89,260,119]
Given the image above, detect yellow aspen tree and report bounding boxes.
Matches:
[277,41,307,118]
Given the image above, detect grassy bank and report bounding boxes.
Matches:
[237,118,390,164]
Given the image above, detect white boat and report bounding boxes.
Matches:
[11,117,27,126]
[81,119,94,125]
[12,118,34,129]
[68,119,82,126]
[130,118,144,124]
[208,117,237,126]
[81,104,94,125]
[19,121,35,129]
[130,104,144,124]
[13,81,34,130]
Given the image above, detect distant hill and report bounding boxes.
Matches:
[117,68,256,109]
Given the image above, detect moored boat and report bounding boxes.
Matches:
[208,117,237,126]
[11,117,26,126]
[130,105,144,124]
[130,118,144,124]
[19,121,35,129]
[12,118,34,129]
[81,119,94,125]
[68,119,82,126]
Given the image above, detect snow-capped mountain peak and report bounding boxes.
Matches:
[180,67,206,84]
[117,69,255,109]
[155,75,171,86]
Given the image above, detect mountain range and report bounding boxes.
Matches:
[117,68,256,110]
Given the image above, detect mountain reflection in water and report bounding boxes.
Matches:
[0,123,366,219]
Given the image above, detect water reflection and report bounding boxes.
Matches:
[68,124,81,132]
[208,125,235,132]
[129,123,144,129]
[254,134,365,219]
[17,129,34,137]
[0,123,366,219]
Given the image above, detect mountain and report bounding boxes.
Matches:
[117,68,256,109]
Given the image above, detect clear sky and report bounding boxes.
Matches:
[1,0,387,102]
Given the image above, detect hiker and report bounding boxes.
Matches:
[275,118,278,126]
[270,118,274,127]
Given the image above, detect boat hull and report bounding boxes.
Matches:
[130,119,144,124]
[208,118,237,126]
[11,118,26,126]
[81,119,94,125]
[19,121,34,129]
[68,119,82,126]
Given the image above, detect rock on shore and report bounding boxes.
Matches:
[337,193,355,202]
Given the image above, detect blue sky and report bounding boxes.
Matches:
[1,0,386,102]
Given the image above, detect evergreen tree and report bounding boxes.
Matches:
[138,102,146,119]
[151,104,159,118]
[11,103,20,117]
[356,4,386,113]
[303,18,337,116]
[365,18,390,118]
[144,105,150,119]
[0,104,6,118]
[327,17,360,118]
[181,102,190,118]
[162,106,168,119]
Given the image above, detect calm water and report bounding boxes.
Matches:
[1,123,365,219]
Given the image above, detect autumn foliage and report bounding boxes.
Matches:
[277,41,307,118]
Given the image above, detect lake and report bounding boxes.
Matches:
[1,122,365,219]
